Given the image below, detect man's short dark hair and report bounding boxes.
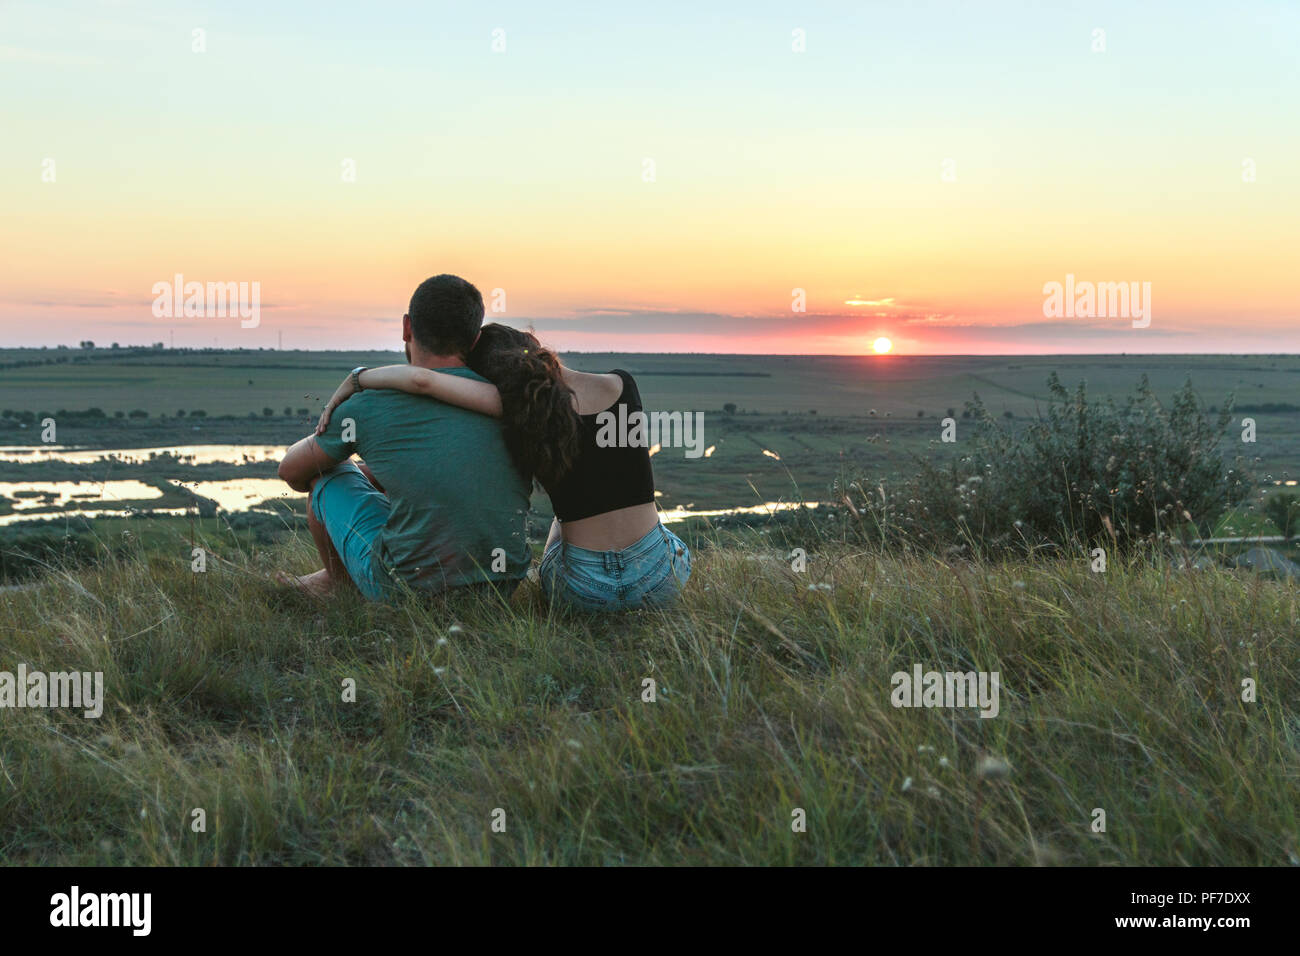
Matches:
[408,275,484,357]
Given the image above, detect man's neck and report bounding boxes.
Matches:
[409,351,466,370]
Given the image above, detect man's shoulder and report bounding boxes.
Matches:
[348,381,497,433]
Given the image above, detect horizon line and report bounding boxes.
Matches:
[4,346,1300,358]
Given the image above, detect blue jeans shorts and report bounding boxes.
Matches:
[309,461,394,602]
[538,521,691,612]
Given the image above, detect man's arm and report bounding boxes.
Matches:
[278,435,344,493]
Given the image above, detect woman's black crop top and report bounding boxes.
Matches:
[546,369,657,522]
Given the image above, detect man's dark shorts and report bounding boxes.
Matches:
[310,461,522,604]
[310,461,393,601]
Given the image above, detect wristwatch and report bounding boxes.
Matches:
[350,366,368,391]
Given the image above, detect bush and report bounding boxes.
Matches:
[1264,493,1300,539]
[841,374,1253,553]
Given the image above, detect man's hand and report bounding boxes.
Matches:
[278,434,343,493]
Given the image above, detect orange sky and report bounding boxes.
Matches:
[2,0,1297,353]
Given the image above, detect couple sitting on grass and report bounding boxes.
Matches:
[276,274,691,612]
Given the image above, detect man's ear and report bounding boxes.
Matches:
[402,314,412,342]
[470,329,482,351]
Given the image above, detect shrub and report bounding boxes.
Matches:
[1264,493,1300,539]
[841,374,1253,553]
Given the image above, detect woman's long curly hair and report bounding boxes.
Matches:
[466,323,582,488]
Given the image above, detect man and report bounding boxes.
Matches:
[276,274,531,600]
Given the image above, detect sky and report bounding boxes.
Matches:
[2,0,1297,354]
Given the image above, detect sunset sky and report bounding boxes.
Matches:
[2,0,1297,354]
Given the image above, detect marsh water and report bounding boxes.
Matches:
[0,444,823,527]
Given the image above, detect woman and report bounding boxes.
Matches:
[316,324,691,611]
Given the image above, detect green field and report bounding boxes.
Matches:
[2,349,1298,523]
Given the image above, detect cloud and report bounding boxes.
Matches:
[0,45,104,67]
[522,310,785,335]
[906,319,1190,340]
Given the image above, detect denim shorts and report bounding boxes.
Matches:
[539,522,691,612]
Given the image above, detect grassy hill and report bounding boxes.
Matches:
[1,526,1295,865]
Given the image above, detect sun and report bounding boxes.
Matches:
[872,336,893,354]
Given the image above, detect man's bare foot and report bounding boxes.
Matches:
[275,568,338,599]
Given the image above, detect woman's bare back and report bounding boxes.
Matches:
[551,367,660,550]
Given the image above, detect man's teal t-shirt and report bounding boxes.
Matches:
[313,368,531,592]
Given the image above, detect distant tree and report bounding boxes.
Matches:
[961,409,972,419]
[1003,410,1014,419]
[248,379,254,385]
[191,410,207,418]
[283,406,292,416]
[263,407,274,417]
[128,409,148,419]
[111,342,120,349]
[1,410,10,419]
[917,410,926,418]
[114,410,125,418]
[723,403,737,415]
[946,407,956,418]
[176,410,187,417]
[80,340,95,349]
[295,408,308,416]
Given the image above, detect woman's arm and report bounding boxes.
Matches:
[317,365,502,435]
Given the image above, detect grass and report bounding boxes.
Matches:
[1,524,1297,866]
